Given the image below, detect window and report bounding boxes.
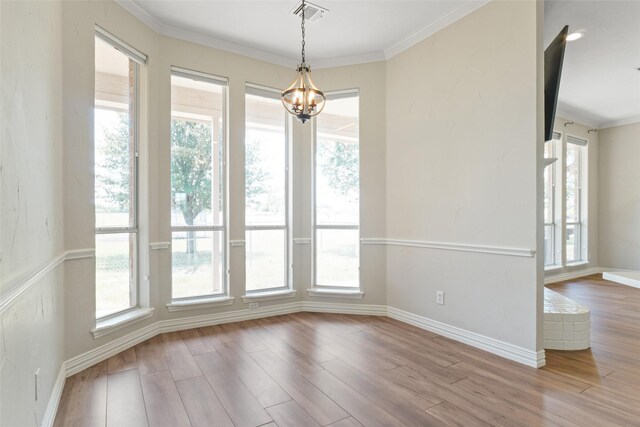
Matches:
[170,69,227,300]
[543,131,588,268]
[314,92,360,288]
[565,136,587,263]
[94,31,146,319]
[543,132,560,266]
[244,86,290,292]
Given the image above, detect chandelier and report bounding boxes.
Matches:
[281,0,325,123]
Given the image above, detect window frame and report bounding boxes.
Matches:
[543,132,560,267]
[244,85,292,294]
[312,90,361,290]
[169,67,229,302]
[544,130,588,270]
[564,134,588,265]
[94,30,145,321]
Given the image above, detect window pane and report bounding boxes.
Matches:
[245,94,286,226]
[316,229,359,287]
[544,164,553,224]
[544,140,553,158]
[172,230,224,299]
[566,223,580,263]
[566,143,580,223]
[95,37,135,228]
[171,75,224,227]
[246,229,286,291]
[544,224,554,266]
[96,233,135,318]
[316,97,359,226]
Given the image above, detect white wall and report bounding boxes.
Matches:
[598,122,640,270]
[61,1,387,360]
[385,0,543,354]
[0,1,65,425]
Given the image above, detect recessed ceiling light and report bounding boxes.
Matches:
[566,32,584,41]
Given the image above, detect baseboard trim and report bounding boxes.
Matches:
[66,322,159,377]
[387,306,543,368]
[602,271,640,290]
[544,267,603,284]
[66,302,300,376]
[42,363,66,427]
[65,300,543,382]
[158,302,301,333]
[302,301,386,315]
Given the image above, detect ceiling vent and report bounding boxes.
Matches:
[292,1,329,22]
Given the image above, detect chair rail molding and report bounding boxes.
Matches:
[1,249,95,314]
[361,238,536,258]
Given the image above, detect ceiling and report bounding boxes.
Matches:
[544,1,640,128]
[117,0,487,67]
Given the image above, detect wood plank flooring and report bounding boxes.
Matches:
[54,275,640,426]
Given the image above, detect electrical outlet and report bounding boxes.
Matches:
[436,291,445,305]
[35,369,40,401]
[249,302,259,309]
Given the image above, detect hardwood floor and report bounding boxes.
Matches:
[54,275,640,426]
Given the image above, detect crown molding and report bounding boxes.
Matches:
[311,51,386,69]
[161,25,300,69]
[599,115,640,130]
[115,0,490,70]
[555,108,599,129]
[114,0,163,33]
[384,0,490,60]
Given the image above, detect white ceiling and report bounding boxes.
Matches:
[544,1,640,128]
[117,0,488,67]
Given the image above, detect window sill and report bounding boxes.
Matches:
[307,288,364,299]
[566,261,589,268]
[166,296,235,312]
[544,265,564,273]
[241,289,297,303]
[92,307,155,339]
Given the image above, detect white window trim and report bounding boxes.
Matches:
[543,133,560,267]
[545,130,588,269]
[95,30,145,321]
[564,132,588,264]
[312,90,361,290]
[241,289,297,303]
[169,67,230,302]
[166,296,235,312]
[244,86,293,294]
[92,307,154,339]
[306,288,364,299]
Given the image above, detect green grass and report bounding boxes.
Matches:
[96,228,359,317]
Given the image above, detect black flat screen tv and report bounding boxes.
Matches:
[544,25,568,142]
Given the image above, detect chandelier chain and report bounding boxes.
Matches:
[301,0,306,63]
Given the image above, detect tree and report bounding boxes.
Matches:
[171,119,213,255]
[245,138,269,211]
[96,112,132,213]
[318,140,359,200]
